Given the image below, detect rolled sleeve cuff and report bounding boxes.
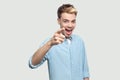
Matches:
[28,57,41,69]
[83,72,90,78]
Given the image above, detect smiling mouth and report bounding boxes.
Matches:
[65,28,72,32]
[65,28,73,35]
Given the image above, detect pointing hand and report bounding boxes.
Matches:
[50,28,65,45]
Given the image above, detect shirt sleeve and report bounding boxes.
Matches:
[29,54,48,69]
[28,38,50,69]
[82,41,90,78]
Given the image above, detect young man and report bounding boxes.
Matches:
[29,4,90,80]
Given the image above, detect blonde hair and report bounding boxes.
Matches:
[57,4,77,18]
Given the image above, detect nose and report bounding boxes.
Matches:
[68,23,73,28]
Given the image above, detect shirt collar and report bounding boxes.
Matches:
[66,36,72,41]
[65,35,72,44]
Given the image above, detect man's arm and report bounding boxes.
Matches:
[31,28,65,66]
[81,40,90,80]
[31,40,52,65]
[84,77,89,80]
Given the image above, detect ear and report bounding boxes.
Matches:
[57,18,60,24]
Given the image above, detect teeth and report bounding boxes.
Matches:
[65,29,72,31]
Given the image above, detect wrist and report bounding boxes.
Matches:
[47,40,53,47]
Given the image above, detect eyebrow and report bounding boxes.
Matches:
[63,19,76,21]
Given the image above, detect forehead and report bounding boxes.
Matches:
[60,13,76,20]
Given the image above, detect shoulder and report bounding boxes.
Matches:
[72,34,86,49]
[72,34,84,43]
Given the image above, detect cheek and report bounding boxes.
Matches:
[74,24,76,28]
[73,24,76,28]
[60,23,67,28]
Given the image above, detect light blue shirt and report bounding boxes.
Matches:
[29,34,90,80]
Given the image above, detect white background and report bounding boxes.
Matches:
[0,0,120,80]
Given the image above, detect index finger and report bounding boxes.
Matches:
[56,28,65,34]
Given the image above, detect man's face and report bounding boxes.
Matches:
[58,13,76,38]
